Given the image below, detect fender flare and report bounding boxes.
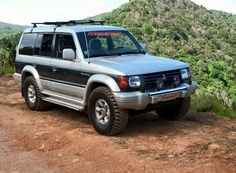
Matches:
[21,65,43,91]
[83,74,121,106]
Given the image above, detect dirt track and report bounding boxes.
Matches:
[0,75,235,173]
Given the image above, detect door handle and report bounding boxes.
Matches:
[32,63,37,68]
[52,66,57,72]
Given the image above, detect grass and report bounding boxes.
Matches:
[0,65,14,76]
[191,92,236,118]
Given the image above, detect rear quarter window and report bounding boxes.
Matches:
[19,33,37,55]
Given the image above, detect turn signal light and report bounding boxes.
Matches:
[117,76,128,89]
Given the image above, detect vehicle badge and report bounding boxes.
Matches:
[162,74,167,81]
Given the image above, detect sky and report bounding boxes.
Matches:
[0,0,235,25]
[192,0,236,14]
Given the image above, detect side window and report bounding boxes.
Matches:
[34,34,54,57]
[34,34,43,55]
[40,34,54,57]
[55,34,75,59]
[19,33,37,55]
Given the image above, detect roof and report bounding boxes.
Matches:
[24,25,127,33]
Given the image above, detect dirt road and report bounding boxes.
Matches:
[0,75,235,173]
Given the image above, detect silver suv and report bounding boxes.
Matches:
[14,20,197,135]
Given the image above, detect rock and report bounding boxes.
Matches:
[35,131,49,136]
[57,153,63,157]
[162,136,168,140]
[39,144,45,151]
[208,143,220,150]
[72,158,79,163]
[168,154,175,158]
[6,80,16,86]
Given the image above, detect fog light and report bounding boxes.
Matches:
[156,78,164,90]
[173,75,181,86]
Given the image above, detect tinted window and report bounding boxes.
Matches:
[55,34,75,59]
[34,34,43,55]
[40,34,54,57]
[19,33,37,55]
[77,32,87,57]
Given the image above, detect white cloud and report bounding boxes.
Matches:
[0,0,129,25]
[192,0,236,14]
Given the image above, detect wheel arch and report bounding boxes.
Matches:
[21,65,43,91]
[83,74,121,107]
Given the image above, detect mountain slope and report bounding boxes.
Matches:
[91,0,236,114]
[0,22,24,38]
[0,22,24,29]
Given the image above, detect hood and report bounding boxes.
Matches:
[88,54,188,76]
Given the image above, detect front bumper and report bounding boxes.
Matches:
[113,81,197,110]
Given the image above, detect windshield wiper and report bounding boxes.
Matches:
[89,51,146,58]
[89,53,111,58]
[119,51,146,55]
[108,51,146,57]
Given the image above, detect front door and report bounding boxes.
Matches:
[50,33,85,99]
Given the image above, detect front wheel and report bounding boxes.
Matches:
[156,97,191,120]
[88,87,128,136]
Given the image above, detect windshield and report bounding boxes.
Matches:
[77,30,145,58]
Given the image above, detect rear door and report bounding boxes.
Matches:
[33,33,54,80]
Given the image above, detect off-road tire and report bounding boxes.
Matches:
[88,87,128,136]
[156,97,191,120]
[23,76,50,111]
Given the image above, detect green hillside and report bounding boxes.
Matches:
[91,0,236,116]
[0,22,22,75]
[0,22,24,38]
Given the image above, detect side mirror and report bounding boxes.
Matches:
[63,49,75,61]
[140,43,148,53]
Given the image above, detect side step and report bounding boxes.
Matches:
[42,90,85,111]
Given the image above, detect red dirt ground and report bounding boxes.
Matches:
[0,75,235,173]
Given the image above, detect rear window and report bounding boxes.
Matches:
[19,33,37,55]
[19,33,54,57]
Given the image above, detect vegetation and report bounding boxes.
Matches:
[0,22,23,74]
[0,22,24,38]
[0,33,22,75]
[0,0,235,116]
[90,0,236,116]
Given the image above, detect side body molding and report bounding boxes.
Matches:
[83,74,121,106]
[21,65,43,91]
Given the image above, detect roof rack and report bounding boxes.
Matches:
[32,20,105,27]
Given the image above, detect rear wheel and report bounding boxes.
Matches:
[156,97,191,120]
[23,76,50,111]
[88,87,128,136]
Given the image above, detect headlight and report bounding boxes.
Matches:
[128,76,141,88]
[181,68,190,79]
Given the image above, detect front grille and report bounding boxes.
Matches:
[143,70,181,92]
